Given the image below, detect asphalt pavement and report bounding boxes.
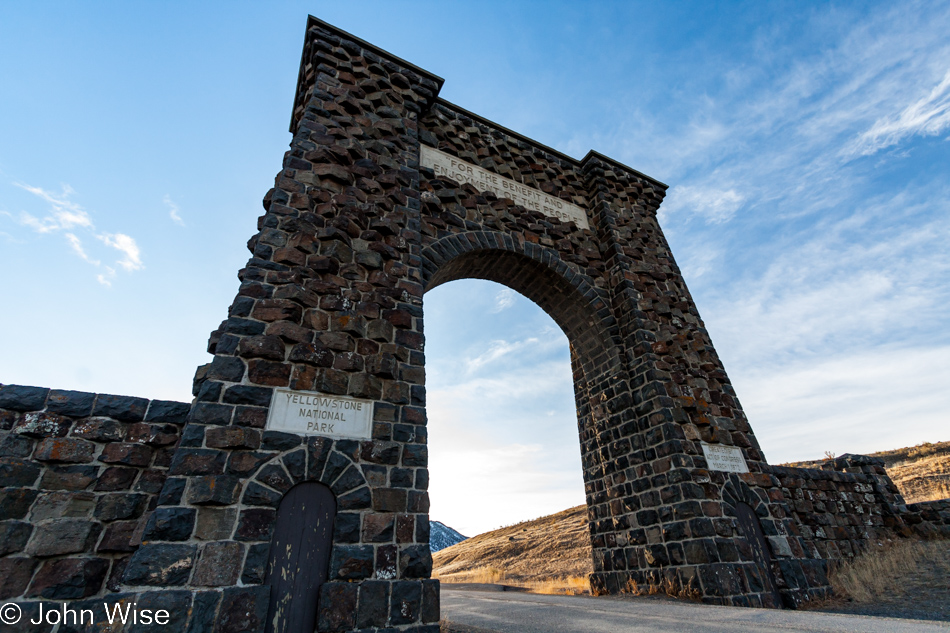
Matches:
[441,587,950,633]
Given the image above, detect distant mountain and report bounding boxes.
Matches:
[430,520,468,553]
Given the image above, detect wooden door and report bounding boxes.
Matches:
[264,482,337,633]
[734,502,783,608]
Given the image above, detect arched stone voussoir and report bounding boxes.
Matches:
[421,231,618,363]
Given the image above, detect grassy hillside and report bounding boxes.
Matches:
[432,505,592,587]
[433,441,950,588]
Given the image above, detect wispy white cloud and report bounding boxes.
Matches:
[661,185,745,224]
[65,233,100,266]
[164,194,184,226]
[14,183,94,233]
[490,287,516,313]
[464,337,542,374]
[7,182,144,283]
[97,233,143,272]
[846,69,950,157]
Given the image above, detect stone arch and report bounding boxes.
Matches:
[419,230,636,587]
[420,230,621,366]
[240,437,370,512]
[115,17,804,630]
[721,476,771,520]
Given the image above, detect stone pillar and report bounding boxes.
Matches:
[118,17,443,633]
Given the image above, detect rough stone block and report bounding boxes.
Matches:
[188,475,241,505]
[206,356,246,382]
[356,579,390,629]
[186,590,221,633]
[261,431,301,453]
[169,449,227,476]
[241,542,270,585]
[94,466,138,491]
[0,457,42,487]
[0,520,33,555]
[195,507,238,541]
[329,544,374,580]
[99,442,153,467]
[71,417,124,442]
[238,334,285,361]
[256,463,294,492]
[233,406,267,429]
[223,385,272,407]
[142,507,196,541]
[317,582,358,632]
[362,513,395,543]
[94,493,148,522]
[131,590,193,630]
[0,384,49,411]
[144,399,191,424]
[227,451,272,477]
[338,486,372,511]
[33,437,96,463]
[193,541,244,586]
[373,488,407,512]
[0,556,37,599]
[92,394,149,422]
[421,579,440,623]
[26,519,101,557]
[215,586,270,633]
[402,444,427,467]
[28,491,95,521]
[157,477,187,506]
[235,508,276,541]
[40,465,98,491]
[190,403,233,426]
[123,544,197,586]
[282,449,305,481]
[28,557,109,599]
[390,580,422,625]
[13,411,71,437]
[0,433,34,458]
[46,389,96,417]
[242,481,282,507]
[399,544,433,578]
[126,422,179,446]
[206,426,261,450]
[98,520,139,552]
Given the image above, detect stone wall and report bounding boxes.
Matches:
[772,456,950,554]
[0,383,188,629]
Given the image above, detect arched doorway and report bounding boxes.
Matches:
[264,482,337,633]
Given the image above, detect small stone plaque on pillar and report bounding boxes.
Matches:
[266,389,374,439]
[701,442,750,473]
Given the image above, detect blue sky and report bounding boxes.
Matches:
[1,2,948,535]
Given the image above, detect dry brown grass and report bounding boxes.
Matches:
[623,575,702,601]
[827,539,950,603]
[437,566,507,585]
[887,452,950,504]
[520,576,590,595]
[432,505,593,586]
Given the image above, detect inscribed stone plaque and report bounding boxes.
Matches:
[701,443,750,473]
[420,145,590,230]
[266,389,373,439]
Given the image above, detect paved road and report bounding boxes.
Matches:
[441,588,950,633]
